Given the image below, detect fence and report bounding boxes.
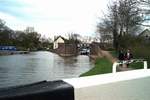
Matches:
[113,59,148,73]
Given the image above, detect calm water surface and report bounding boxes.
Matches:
[0,51,93,88]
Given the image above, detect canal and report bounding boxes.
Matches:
[0,51,94,88]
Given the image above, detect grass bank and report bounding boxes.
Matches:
[80,57,112,77]
[128,62,143,69]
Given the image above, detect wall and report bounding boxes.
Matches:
[90,43,100,55]
[55,43,78,56]
[64,69,150,100]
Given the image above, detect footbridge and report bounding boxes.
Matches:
[0,59,150,100]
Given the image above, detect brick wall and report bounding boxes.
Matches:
[55,43,78,56]
[90,43,99,55]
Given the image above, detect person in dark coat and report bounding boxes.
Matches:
[124,49,133,60]
[118,48,124,61]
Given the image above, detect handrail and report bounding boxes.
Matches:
[113,59,148,73]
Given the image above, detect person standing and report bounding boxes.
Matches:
[118,48,124,61]
[118,48,125,68]
[125,49,133,60]
[124,49,133,67]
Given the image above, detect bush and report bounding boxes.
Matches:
[132,46,150,68]
[118,35,150,68]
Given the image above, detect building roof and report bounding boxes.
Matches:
[139,29,150,37]
[54,36,67,42]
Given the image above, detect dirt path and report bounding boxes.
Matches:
[98,49,118,63]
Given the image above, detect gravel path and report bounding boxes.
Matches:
[98,49,118,63]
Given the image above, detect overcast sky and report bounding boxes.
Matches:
[0,0,109,38]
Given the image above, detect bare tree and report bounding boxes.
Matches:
[97,18,113,43]
[68,33,81,44]
[97,0,143,49]
[139,0,150,27]
[24,27,35,33]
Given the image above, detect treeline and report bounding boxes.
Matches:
[0,19,53,51]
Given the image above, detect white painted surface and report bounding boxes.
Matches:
[64,69,150,88]
[53,37,65,49]
[112,62,118,73]
[144,61,148,69]
[63,69,150,100]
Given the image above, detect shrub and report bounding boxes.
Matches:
[118,34,150,68]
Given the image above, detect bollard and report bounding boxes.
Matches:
[113,62,118,73]
[144,61,148,69]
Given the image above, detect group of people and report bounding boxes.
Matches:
[118,48,133,62]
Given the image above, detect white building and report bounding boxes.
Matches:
[53,36,65,49]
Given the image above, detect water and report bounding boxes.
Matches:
[0,51,93,88]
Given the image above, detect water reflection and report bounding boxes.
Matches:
[0,51,93,88]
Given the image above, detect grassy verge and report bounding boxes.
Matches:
[128,62,143,69]
[80,58,113,77]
